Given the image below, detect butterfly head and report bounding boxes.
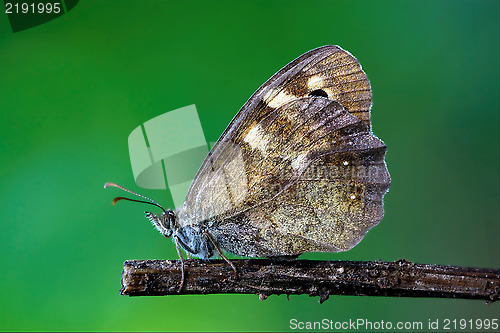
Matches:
[145,209,177,238]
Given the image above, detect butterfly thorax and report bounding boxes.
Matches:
[147,208,215,259]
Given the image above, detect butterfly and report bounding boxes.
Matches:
[106,45,391,290]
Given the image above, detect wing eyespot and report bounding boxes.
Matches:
[308,89,329,98]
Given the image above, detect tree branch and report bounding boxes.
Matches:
[120,259,499,303]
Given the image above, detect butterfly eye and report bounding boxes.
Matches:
[164,209,177,229]
[308,89,329,98]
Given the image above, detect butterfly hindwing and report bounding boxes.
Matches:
[205,98,389,257]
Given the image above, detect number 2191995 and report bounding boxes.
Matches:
[5,2,61,14]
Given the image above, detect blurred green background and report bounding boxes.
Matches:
[0,0,498,331]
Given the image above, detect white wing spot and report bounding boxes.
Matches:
[244,124,268,153]
[263,89,296,108]
[343,161,349,166]
[307,75,325,90]
[350,194,357,200]
[291,153,308,170]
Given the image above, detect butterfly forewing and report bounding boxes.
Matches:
[190,46,372,196]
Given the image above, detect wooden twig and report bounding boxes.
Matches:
[120,259,499,303]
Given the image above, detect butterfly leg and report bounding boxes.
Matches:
[203,230,238,279]
[173,235,186,293]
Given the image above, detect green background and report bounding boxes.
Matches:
[0,0,498,331]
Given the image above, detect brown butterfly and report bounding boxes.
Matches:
[106,45,390,290]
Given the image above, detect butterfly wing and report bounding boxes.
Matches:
[178,46,390,257]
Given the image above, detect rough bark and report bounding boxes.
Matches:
[120,259,499,303]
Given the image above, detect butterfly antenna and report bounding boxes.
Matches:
[104,182,167,213]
